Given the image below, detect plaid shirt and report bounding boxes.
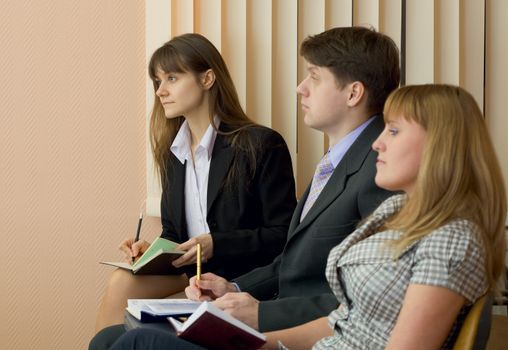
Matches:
[312,195,488,350]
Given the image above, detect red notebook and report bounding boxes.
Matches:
[168,302,266,350]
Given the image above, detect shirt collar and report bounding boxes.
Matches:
[328,115,376,168]
[171,116,220,164]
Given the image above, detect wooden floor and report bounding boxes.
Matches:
[486,315,508,350]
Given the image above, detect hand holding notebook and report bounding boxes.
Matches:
[168,302,266,350]
[100,237,185,275]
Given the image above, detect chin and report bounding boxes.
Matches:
[375,177,391,191]
[303,114,314,127]
[165,114,182,120]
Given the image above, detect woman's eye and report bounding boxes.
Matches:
[388,128,398,135]
[168,76,177,82]
[154,80,161,88]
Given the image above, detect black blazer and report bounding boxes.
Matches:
[234,116,394,331]
[159,124,297,280]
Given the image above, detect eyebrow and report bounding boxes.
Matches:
[307,66,319,74]
[155,70,180,79]
[386,119,400,125]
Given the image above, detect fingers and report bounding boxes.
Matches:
[176,238,197,252]
[215,292,246,306]
[177,234,213,261]
[118,238,135,263]
[185,273,228,300]
[185,283,200,300]
[173,245,197,267]
[119,239,149,263]
[184,284,212,301]
[213,293,260,329]
[131,240,149,259]
[195,278,223,293]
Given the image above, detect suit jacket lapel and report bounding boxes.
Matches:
[207,131,234,213]
[287,185,310,234]
[288,115,385,239]
[169,155,186,239]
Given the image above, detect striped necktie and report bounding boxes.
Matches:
[300,152,334,221]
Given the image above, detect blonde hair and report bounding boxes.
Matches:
[383,84,506,290]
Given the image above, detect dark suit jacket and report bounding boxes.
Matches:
[159,124,297,280]
[234,115,393,331]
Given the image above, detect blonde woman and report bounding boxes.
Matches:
[107,84,506,350]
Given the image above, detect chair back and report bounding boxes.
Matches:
[452,293,493,350]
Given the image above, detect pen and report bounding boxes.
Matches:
[196,243,201,280]
[132,211,144,263]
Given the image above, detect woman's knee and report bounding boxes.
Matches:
[104,269,138,297]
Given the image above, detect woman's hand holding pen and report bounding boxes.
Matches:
[172,233,213,268]
[118,238,150,264]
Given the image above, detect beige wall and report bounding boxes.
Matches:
[0,1,157,349]
[1,1,508,349]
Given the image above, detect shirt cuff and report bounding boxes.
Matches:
[231,282,241,292]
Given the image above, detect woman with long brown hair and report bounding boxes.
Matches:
[93,33,296,340]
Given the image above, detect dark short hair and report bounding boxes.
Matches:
[300,26,400,113]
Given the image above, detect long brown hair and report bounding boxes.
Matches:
[148,33,257,186]
[383,84,506,290]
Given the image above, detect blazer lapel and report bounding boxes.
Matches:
[168,156,187,239]
[288,115,385,239]
[207,132,234,213]
[287,186,310,234]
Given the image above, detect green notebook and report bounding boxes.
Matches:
[100,237,185,275]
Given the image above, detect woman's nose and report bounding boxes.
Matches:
[156,83,167,97]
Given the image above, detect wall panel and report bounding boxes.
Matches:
[405,0,434,84]
[486,0,508,192]
[296,0,327,196]
[435,0,460,84]
[462,0,485,110]
[326,0,352,28]
[195,0,222,50]
[146,0,171,216]
[145,0,506,205]
[171,0,194,35]
[379,0,402,51]
[221,0,247,109]
[272,0,298,175]
[354,0,379,28]
[246,0,273,126]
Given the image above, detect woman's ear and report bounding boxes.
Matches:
[201,69,216,90]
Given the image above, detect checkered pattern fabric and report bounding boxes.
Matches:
[313,195,488,350]
[300,152,334,221]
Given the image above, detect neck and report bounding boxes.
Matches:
[186,115,212,148]
[185,95,213,147]
[326,110,374,147]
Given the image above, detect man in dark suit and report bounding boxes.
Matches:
[185,26,401,332]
